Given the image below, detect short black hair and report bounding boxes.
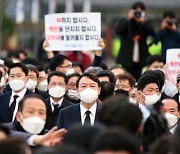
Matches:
[76,73,101,88]
[72,62,84,73]
[163,11,176,19]
[0,137,30,154]
[132,1,146,11]
[117,72,136,88]
[1,57,13,68]
[18,49,27,57]
[26,64,39,78]
[137,74,160,91]
[62,124,106,152]
[97,70,115,84]
[18,94,46,112]
[47,71,67,84]
[67,73,80,83]
[144,70,165,91]
[49,54,70,71]
[99,81,114,101]
[22,57,41,67]
[92,128,140,154]
[37,65,44,72]
[0,125,10,136]
[8,51,19,59]
[8,62,28,76]
[146,55,165,67]
[97,95,142,135]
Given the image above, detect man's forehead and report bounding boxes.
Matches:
[144,83,159,89]
[10,67,24,73]
[23,98,46,109]
[162,99,178,107]
[79,76,97,84]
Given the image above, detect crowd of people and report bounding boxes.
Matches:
[0,1,180,154]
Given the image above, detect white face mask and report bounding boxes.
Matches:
[21,116,45,135]
[49,86,65,98]
[79,88,98,104]
[66,68,75,75]
[143,93,161,106]
[26,79,37,91]
[129,97,137,105]
[0,77,6,87]
[165,112,178,128]
[37,80,48,92]
[67,90,80,100]
[9,79,25,91]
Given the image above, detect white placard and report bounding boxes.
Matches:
[166,49,180,84]
[45,13,101,51]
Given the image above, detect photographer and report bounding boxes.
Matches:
[154,11,180,61]
[116,1,155,80]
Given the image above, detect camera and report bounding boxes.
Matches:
[166,19,173,26]
[134,10,141,18]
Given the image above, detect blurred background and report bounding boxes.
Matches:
[0,0,180,62]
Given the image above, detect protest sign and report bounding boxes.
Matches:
[166,49,180,84]
[45,12,101,51]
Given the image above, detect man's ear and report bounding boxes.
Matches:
[146,66,149,71]
[25,76,29,83]
[16,112,22,123]
[98,87,101,96]
[178,111,180,119]
[176,83,179,89]
[136,90,144,102]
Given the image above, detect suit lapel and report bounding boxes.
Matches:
[46,98,54,115]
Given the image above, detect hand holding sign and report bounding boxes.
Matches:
[43,40,54,59]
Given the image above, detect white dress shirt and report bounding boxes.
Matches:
[9,87,27,122]
[50,97,63,112]
[170,125,177,134]
[80,102,97,125]
[139,103,150,123]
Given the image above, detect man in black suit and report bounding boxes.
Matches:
[162,97,180,134]
[45,71,73,130]
[25,64,49,99]
[0,63,34,123]
[5,94,66,147]
[57,73,101,130]
[173,74,180,104]
[116,1,155,80]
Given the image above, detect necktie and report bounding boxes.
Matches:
[53,103,59,113]
[84,110,91,125]
[10,95,19,115]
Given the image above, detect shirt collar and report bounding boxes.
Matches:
[170,124,177,134]
[11,87,27,99]
[50,97,63,107]
[80,102,97,117]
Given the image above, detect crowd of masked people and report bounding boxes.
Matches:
[0,1,180,154]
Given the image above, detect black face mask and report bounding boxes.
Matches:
[115,89,129,96]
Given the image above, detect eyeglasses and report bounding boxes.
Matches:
[58,64,72,68]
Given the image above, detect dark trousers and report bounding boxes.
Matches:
[124,62,142,81]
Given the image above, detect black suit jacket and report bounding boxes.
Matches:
[0,89,33,123]
[116,18,155,68]
[173,92,180,104]
[57,103,99,130]
[35,88,49,99]
[45,97,73,130]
